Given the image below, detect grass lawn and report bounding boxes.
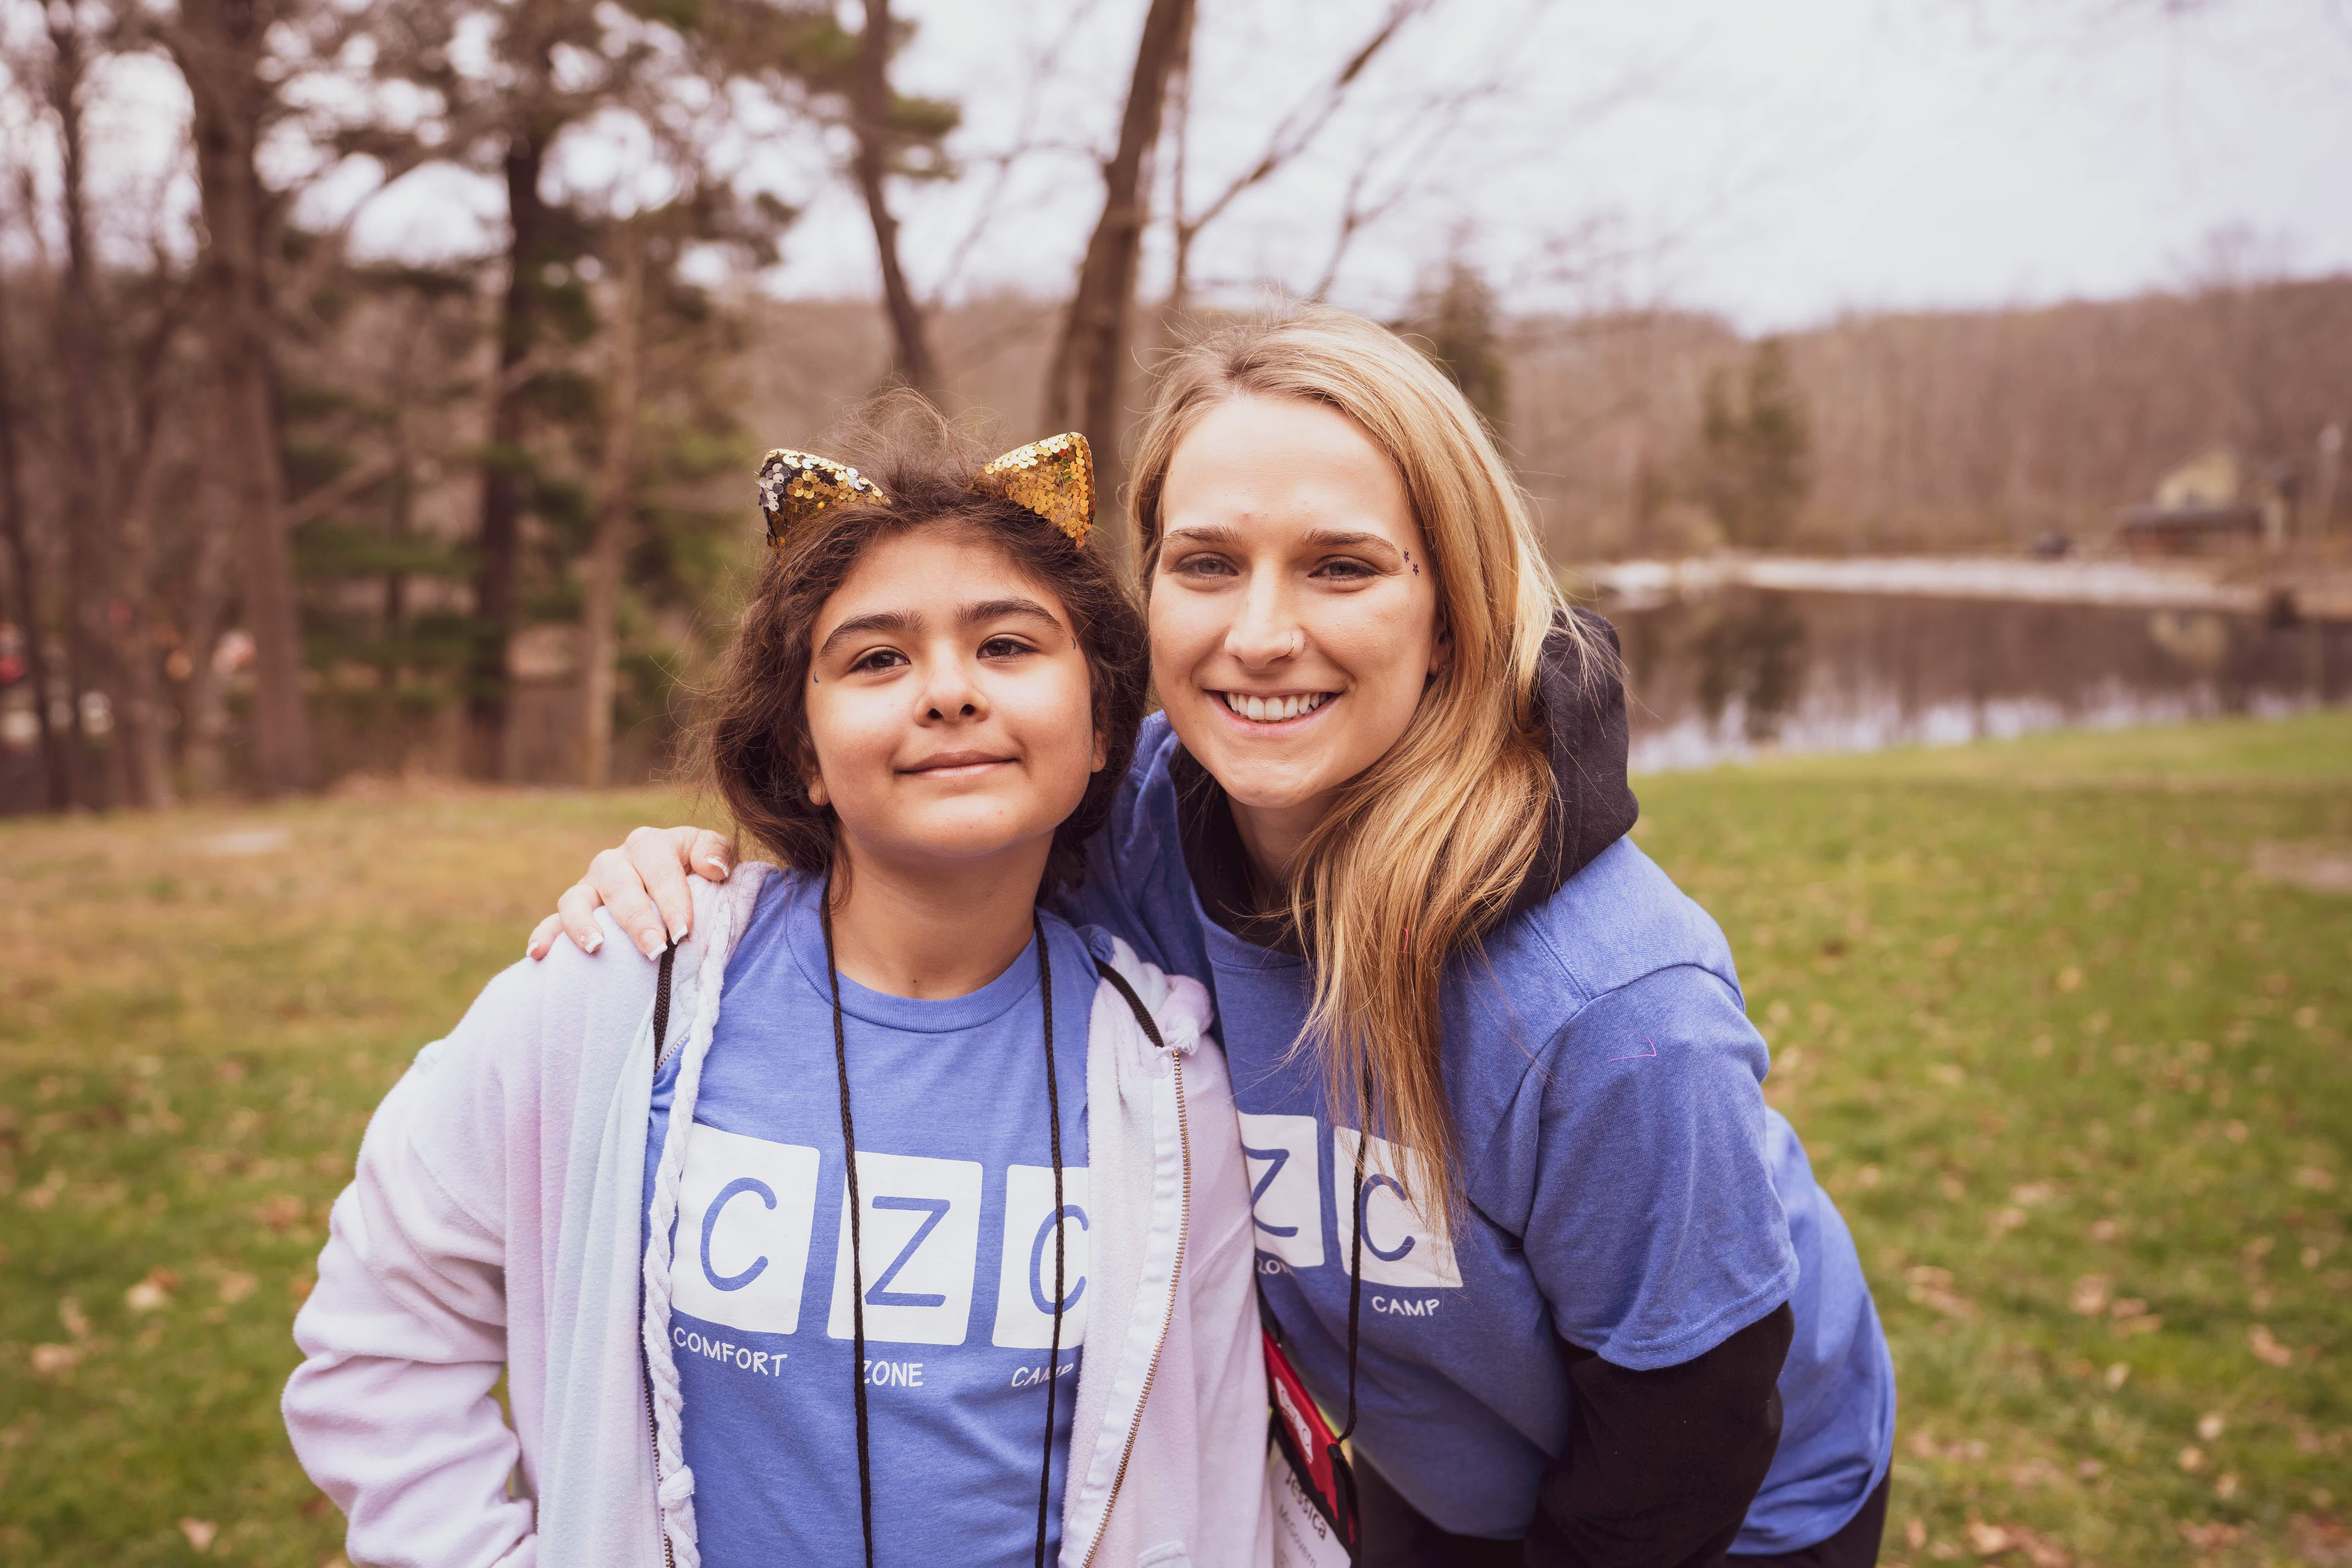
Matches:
[2,711,2347,1566]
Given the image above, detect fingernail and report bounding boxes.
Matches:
[702,857,729,876]
[583,931,602,953]
[639,930,664,959]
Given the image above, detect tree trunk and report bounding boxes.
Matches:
[178,420,240,799]
[173,0,316,796]
[579,232,644,789]
[851,0,939,398]
[45,5,113,807]
[111,450,177,809]
[0,265,69,810]
[1042,0,1194,535]
[467,127,552,781]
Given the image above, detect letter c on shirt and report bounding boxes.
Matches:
[1028,1203,1089,1315]
[1357,1174,1417,1263]
[702,1176,777,1291]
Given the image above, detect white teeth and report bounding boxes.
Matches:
[1225,692,1329,722]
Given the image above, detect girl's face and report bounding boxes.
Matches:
[1149,394,1445,839]
[804,527,1104,880]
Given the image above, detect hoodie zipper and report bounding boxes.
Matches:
[646,1364,677,1568]
[1075,1039,1191,1567]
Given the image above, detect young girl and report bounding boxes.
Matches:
[540,307,1896,1568]
[284,429,1274,1567]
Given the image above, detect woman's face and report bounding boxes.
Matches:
[1149,394,1445,845]
[804,528,1103,878]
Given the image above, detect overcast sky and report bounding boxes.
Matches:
[736,0,2352,332]
[31,0,2352,335]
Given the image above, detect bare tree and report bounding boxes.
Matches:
[1042,0,1194,514]
[852,0,939,397]
[38,2,116,805]
[0,237,67,809]
[1165,0,1432,312]
[579,227,644,788]
[163,0,316,795]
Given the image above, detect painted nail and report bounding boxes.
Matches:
[702,857,730,877]
[638,930,664,958]
[583,931,602,953]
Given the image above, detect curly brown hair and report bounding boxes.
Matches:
[700,414,1148,894]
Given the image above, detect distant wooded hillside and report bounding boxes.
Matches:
[723,276,2352,561]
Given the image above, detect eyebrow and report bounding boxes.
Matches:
[815,597,1065,660]
[1160,523,1403,558]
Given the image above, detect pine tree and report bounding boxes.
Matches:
[1698,336,1811,548]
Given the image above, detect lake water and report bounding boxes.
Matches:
[1606,588,2351,771]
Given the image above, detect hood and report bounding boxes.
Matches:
[1171,606,1639,947]
[1499,606,1641,924]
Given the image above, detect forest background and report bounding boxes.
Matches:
[0,0,2347,805]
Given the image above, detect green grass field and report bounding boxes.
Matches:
[2,711,2347,1566]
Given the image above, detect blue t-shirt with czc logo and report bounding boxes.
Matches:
[642,871,1094,1566]
[1058,716,1897,1555]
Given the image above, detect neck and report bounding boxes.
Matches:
[824,836,1052,1000]
[1226,794,1336,907]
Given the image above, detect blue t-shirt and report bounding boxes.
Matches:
[644,872,1096,1566]
[1056,715,1896,1554]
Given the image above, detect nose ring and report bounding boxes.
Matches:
[1285,632,1303,658]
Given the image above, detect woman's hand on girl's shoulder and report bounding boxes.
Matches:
[524,825,735,963]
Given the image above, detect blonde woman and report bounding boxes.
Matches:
[535,308,1895,1568]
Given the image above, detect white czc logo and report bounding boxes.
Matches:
[1332,1127,1462,1289]
[826,1151,984,1347]
[672,1127,822,1335]
[1238,1112,1326,1270]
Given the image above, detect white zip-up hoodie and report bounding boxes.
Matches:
[284,866,1274,1568]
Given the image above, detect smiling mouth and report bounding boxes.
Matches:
[902,751,1014,775]
[1214,691,1335,724]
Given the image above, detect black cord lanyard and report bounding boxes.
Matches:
[822,891,1066,1568]
[1334,1132,1367,1557]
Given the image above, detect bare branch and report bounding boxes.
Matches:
[1178,0,1434,246]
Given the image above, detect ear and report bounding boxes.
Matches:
[1427,614,1453,681]
[1091,724,1109,773]
[804,766,831,809]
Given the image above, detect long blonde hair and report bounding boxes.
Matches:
[1128,306,1596,1216]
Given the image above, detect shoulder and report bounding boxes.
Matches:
[1502,836,1740,1008]
[1104,713,1182,849]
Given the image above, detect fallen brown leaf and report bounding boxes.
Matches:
[178,1517,217,1552]
[2250,1324,2294,1367]
[29,1343,82,1376]
[1965,1520,2013,1555]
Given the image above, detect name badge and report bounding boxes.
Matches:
[1264,1328,1356,1568]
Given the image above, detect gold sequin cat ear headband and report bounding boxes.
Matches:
[756,433,1096,551]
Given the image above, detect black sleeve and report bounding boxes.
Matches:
[1520,1301,1793,1568]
